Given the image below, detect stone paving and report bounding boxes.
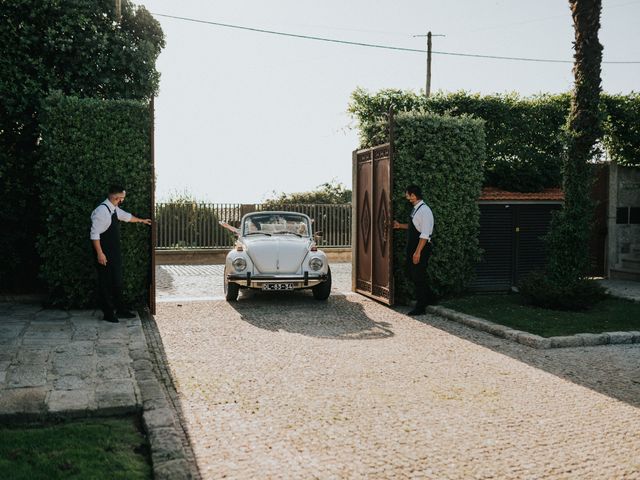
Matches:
[0,305,141,417]
[154,264,640,479]
[599,278,640,303]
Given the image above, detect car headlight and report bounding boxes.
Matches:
[232,257,247,272]
[309,257,323,271]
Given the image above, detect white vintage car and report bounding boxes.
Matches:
[222,211,331,301]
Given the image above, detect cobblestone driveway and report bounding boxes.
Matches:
[154,265,640,479]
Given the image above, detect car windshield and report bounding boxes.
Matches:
[242,213,310,237]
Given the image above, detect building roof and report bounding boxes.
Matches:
[479,187,564,202]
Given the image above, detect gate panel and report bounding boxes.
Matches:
[354,143,394,305]
[149,98,156,315]
[356,150,372,293]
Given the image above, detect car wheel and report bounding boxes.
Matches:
[224,267,240,301]
[312,266,332,300]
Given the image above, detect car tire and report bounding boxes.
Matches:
[224,267,240,301]
[312,267,332,300]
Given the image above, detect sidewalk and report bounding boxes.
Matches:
[598,278,640,302]
[0,303,142,418]
[0,302,198,479]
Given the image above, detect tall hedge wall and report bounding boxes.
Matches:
[377,112,485,302]
[349,89,640,192]
[37,94,153,308]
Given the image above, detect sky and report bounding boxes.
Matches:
[135,0,640,204]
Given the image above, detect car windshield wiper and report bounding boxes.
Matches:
[245,232,271,236]
[272,231,303,237]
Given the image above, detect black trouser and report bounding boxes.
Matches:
[96,258,124,316]
[406,243,434,308]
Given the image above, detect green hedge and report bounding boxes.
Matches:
[0,0,163,292]
[37,94,152,308]
[349,89,640,192]
[376,112,485,302]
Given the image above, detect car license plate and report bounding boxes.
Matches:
[262,282,295,291]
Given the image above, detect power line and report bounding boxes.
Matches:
[152,12,640,65]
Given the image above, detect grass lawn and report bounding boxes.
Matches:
[0,416,151,480]
[440,293,640,338]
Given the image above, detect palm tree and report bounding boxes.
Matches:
[546,0,603,283]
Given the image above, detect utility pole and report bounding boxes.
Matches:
[115,0,122,21]
[414,31,445,97]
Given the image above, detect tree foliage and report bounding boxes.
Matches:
[349,89,640,193]
[0,0,164,291]
[545,0,603,283]
[263,180,352,209]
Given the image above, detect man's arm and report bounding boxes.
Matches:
[412,238,428,264]
[92,239,107,266]
[117,208,151,225]
[393,220,408,230]
[130,215,152,225]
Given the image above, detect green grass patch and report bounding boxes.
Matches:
[441,293,640,337]
[0,416,151,480]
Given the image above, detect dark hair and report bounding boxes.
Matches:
[108,185,125,195]
[405,184,423,199]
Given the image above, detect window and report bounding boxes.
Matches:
[630,207,640,225]
[616,207,629,224]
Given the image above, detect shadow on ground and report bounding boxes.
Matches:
[410,309,640,410]
[229,290,394,340]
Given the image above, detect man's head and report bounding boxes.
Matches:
[405,185,423,205]
[108,185,126,207]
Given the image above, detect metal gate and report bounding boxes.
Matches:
[352,143,394,305]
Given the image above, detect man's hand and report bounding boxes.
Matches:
[412,251,420,265]
[140,218,152,225]
[97,252,107,266]
[393,220,402,229]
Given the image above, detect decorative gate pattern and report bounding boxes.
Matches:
[353,143,394,305]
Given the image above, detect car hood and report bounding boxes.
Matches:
[243,236,310,273]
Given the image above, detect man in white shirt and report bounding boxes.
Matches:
[90,185,151,322]
[393,185,435,315]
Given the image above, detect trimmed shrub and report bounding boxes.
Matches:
[37,94,152,308]
[368,112,485,303]
[519,271,607,311]
[349,89,640,192]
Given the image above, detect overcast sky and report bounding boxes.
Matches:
[135,0,640,203]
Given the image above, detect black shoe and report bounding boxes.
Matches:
[116,310,136,319]
[103,315,119,323]
[407,308,426,316]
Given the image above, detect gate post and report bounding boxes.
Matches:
[352,150,358,292]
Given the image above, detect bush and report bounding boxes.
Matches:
[37,94,152,308]
[348,89,640,192]
[263,180,352,208]
[519,271,607,311]
[386,112,485,303]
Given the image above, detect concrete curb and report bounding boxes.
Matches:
[426,305,640,349]
[138,309,200,480]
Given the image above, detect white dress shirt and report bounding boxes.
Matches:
[90,199,132,240]
[411,200,434,241]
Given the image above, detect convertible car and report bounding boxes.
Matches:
[222,211,331,301]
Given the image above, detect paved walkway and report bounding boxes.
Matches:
[154,264,640,479]
[599,279,640,302]
[0,305,141,417]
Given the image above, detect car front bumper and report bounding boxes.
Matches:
[227,272,328,288]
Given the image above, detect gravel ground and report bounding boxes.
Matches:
[152,263,640,479]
